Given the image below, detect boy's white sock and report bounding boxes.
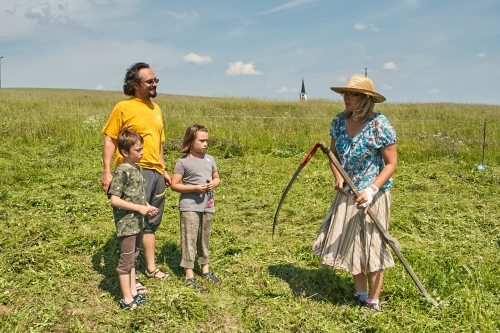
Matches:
[367,298,379,306]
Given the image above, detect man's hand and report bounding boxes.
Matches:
[102,135,117,193]
[101,172,113,193]
[163,171,171,187]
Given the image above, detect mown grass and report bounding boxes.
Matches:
[0,89,499,332]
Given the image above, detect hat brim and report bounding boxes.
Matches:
[330,87,386,103]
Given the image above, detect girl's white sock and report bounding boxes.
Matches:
[356,291,368,301]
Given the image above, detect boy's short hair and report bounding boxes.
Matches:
[117,128,144,156]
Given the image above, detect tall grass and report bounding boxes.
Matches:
[1,89,499,332]
[3,89,498,163]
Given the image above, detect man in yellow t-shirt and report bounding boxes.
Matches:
[102,62,172,285]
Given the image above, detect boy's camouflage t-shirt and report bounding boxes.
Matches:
[108,163,148,237]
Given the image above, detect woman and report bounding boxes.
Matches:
[312,75,397,311]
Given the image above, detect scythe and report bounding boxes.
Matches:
[273,141,439,307]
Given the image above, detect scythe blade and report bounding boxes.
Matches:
[272,142,321,238]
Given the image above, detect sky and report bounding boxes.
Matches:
[1,0,499,104]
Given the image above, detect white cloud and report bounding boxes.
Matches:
[88,0,117,5]
[261,0,318,15]
[354,22,378,32]
[382,84,394,90]
[96,84,105,90]
[275,87,297,93]
[25,3,53,25]
[336,76,347,83]
[24,2,74,26]
[167,11,199,21]
[183,53,213,65]
[406,0,419,7]
[430,88,441,94]
[477,53,487,58]
[383,62,398,70]
[0,0,138,37]
[354,23,366,30]
[225,61,263,76]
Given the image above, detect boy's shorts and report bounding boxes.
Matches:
[117,232,143,274]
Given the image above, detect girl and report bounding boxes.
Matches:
[171,124,221,289]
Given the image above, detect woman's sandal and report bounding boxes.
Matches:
[135,278,148,294]
[145,268,172,281]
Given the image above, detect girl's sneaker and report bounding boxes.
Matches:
[364,299,382,312]
[351,294,365,306]
[182,277,203,292]
[201,272,221,285]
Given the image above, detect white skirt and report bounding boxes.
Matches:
[311,190,395,275]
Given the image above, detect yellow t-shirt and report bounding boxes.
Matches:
[102,97,165,174]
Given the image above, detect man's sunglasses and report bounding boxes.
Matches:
[142,78,159,85]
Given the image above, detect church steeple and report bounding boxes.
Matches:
[300,77,307,101]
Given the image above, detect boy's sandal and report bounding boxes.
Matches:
[133,293,149,306]
[145,268,171,281]
[135,278,148,294]
[119,299,138,311]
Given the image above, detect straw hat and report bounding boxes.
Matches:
[330,75,386,103]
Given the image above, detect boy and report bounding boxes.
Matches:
[108,128,159,310]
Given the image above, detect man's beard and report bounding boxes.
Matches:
[149,88,157,98]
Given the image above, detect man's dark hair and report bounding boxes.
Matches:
[123,62,150,96]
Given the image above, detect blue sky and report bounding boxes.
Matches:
[1,0,499,104]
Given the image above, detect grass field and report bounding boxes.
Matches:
[1,89,499,332]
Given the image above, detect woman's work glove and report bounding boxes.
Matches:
[360,184,379,207]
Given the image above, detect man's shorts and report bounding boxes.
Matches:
[142,169,165,233]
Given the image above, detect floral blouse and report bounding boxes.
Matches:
[330,112,396,192]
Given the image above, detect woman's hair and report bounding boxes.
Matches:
[344,94,375,122]
[117,128,144,156]
[180,124,208,153]
[123,62,150,96]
